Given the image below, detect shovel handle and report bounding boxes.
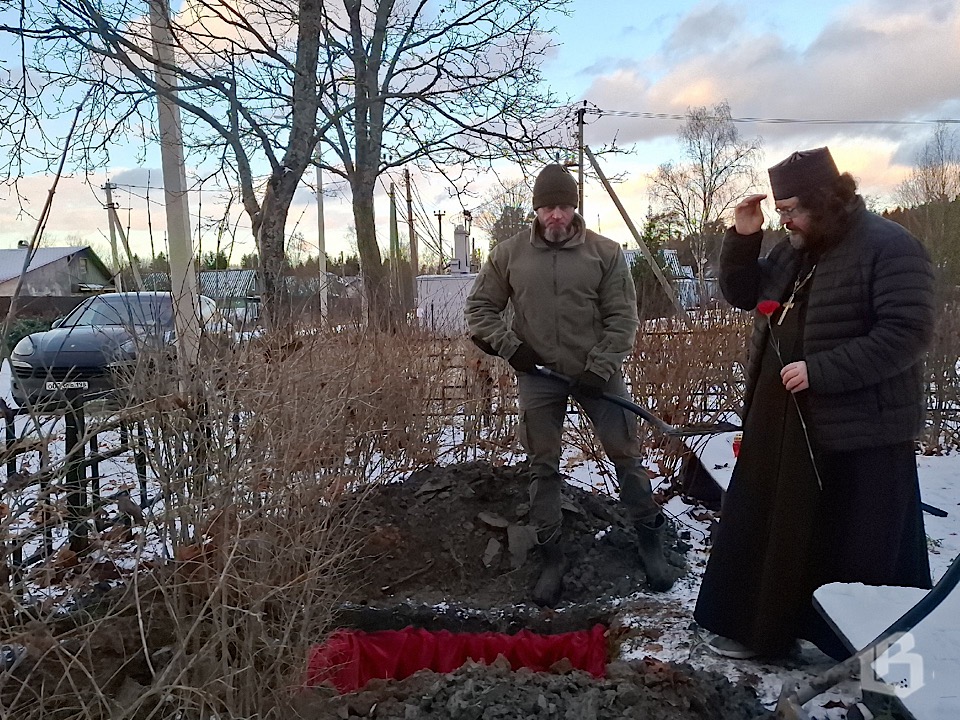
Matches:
[532,366,740,437]
[532,366,672,432]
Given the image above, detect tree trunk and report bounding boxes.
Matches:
[256,175,297,327]
[351,180,392,329]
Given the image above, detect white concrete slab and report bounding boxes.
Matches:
[815,580,960,720]
[684,431,738,492]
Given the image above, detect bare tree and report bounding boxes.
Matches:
[893,124,960,449]
[1,0,569,325]
[471,180,531,252]
[648,101,761,296]
[897,123,960,207]
[315,0,568,325]
[894,123,960,287]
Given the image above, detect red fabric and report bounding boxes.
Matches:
[304,624,608,693]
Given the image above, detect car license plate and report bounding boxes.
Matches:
[45,380,89,391]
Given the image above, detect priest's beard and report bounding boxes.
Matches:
[787,217,835,253]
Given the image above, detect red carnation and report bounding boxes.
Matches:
[757,300,781,317]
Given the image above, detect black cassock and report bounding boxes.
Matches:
[694,266,932,659]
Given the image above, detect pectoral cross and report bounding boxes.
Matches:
[778,264,817,326]
[777,296,796,326]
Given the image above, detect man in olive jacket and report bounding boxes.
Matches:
[465,164,673,607]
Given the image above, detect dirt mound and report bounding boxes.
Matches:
[296,656,766,720]
[4,462,766,719]
[340,461,690,620]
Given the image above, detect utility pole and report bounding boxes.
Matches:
[146,172,156,265]
[102,181,124,292]
[150,0,200,366]
[111,212,145,290]
[315,153,327,322]
[577,101,586,214]
[463,210,473,271]
[389,182,401,306]
[405,168,418,302]
[434,211,445,273]
[103,182,144,290]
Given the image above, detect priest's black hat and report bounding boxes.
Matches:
[768,147,840,200]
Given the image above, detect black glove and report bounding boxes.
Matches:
[507,343,544,373]
[470,335,498,357]
[572,371,607,399]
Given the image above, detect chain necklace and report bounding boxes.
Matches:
[778,264,817,326]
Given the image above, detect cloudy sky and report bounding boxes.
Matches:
[2,0,959,263]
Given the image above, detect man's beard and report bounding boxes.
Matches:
[788,217,834,253]
[542,220,576,244]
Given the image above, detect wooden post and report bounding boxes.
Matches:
[584,146,692,329]
[65,404,89,553]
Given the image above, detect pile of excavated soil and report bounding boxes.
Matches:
[314,462,766,720]
[296,656,766,720]
[339,460,691,620]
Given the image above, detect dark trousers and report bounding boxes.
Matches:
[517,372,660,537]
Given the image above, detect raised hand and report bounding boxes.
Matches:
[734,193,768,235]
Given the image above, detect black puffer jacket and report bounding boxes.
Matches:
[721,204,935,451]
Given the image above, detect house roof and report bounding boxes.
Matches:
[0,247,105,285]
[142,269,259,299]
[199,269,259,299]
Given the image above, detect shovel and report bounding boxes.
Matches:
[532,366,949,515]
[532,366,741,438]
[536,365,742,437]
[466,336,740,437]
[773,550,960,720]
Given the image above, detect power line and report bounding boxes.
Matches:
[110,182,237,193]
[409,181,438,243]
[581,106,960,126]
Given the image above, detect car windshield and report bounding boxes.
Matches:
[61,295,174,330]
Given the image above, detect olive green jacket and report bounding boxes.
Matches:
[464,216,638,379]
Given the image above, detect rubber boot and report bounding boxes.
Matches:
[532,536,564,608]
[636,514,674,592]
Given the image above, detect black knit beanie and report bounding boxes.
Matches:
[768,147,840,200]
[532,164,579,209]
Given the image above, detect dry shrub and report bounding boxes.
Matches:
[0,322,480,719]
[445,341,523,463]
[922,297,960,452]
[626,308,750,480]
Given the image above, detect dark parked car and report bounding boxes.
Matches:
[9,291,231,410]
